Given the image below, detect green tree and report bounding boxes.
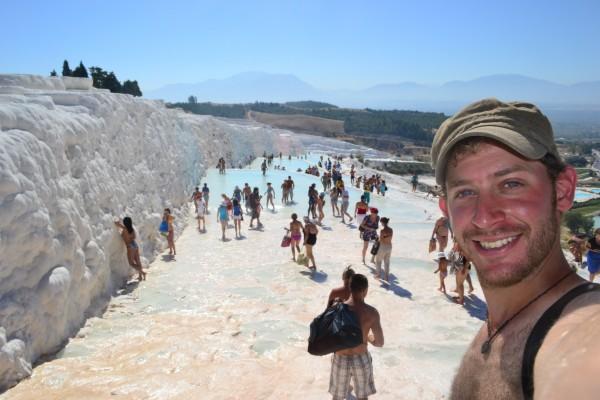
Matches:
[89,66,108,88]
[188,95,198,104]
[564,212,594,235]
[62,60,72,76]
[50,70,57,77]
[122,80,143,97]
[72,61,89,78]
[103,72,122,93]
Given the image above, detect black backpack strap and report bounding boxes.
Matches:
[522,283,600,399]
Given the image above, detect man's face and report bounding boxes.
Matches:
[439,142,574,288]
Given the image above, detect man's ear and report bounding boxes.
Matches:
[555,165,577,213]
[439,195,449,217]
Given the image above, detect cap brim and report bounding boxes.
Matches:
[435,126,548,185]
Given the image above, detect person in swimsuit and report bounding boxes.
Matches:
[330,187,340,217]
[360,208,380,264]
[433,251,448,293]
[249,187,263,228]
[217,199,229,241]
[281,179,290,205]
[303,217,318,270]
[202,183,210,210]
[243,183,252,213]
[327,266,355,307]
[289,213,304,261]
[264,182,276,211]
[114,217,146,281]
[317,193,325,225]
[232,198,244,238]
[329,274,384,400]
[191,186,202,213]
[585,228,600,282]
[195,194,206,231]
[163,208,176,256]
[287,176,295,203]
[375,217,393,281]
[432,216,451,252]
[354,196,369,227]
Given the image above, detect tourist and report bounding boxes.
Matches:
[339,185,353,224]
[350,164,356,185]
[431,99,599,399]
[329,274,383,400]
[249,187,263,228]
[327,266,355,307]
[303,217,318,270]
[243,183,252,213]
[354,196,369,228]
[217,198,229,241]
[162,208,176,257]
[329,187,340,217]
[316,192,325,225]
[450,243,471,305]
[289,213,304,261]
[114,217,146,281]
[264,182,276,211]
[261,159,267,176]
[431,216,451,252]
[375,217,393,281]
[288,175,295,203]
[433,251,448,293]
[195,193,207,231]
[360,208,379,264]
[191,186,202,213]
[410,173,418,192]
[379,180,387,197]
[281,178,290,205]
[307,183,318,219]
[202,183,210,209]
[232,185,242,203]
[232,198,243,238]
[585,228,600,282]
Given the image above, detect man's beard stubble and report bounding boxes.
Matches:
[458,211,559,289]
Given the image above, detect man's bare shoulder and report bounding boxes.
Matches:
[534,290,600,399]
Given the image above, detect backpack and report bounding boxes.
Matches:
[307,303,363,356]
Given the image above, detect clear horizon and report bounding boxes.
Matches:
[1,0,599,91]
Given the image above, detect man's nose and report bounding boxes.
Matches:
[471,191,505,229]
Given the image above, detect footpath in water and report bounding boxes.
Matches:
[3,156,487,400]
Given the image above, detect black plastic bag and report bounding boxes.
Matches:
[308,303,363,356]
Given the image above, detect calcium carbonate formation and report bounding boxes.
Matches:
[0,74,289,390]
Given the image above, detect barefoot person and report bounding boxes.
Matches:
[264,182,276,211]
[327,266,355,307]
[585,228,600,282]
[163,208,176,256]
[195,193,207,231]
[217,198,229,241]
[232,198,243,238]
[375,217,393,281]
[303,217,318,270]
[354,196,369,227]
[339,185,353,224]
[202,183,210,209]
[289,213,304,261]
[451,243,471,305]
[360,208,379,264]
[329,274,384,400]
[431,216,451,252]
[433,251,448,293]
[330,187,340,217]
[431,99,600,399]
[114,217,146,281]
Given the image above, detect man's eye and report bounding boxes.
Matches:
[504,181,522,189]
[455,189,474,199]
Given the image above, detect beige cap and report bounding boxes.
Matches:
[431,98,560,185]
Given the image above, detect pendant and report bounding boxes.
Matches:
[481,340,491,354]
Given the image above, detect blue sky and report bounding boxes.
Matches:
[2,0,599,91]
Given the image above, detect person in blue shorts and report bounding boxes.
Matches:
[586,228,600,282]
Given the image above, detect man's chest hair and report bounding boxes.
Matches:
[451,322,534,400]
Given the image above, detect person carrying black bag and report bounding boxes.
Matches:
[311,274,384,400]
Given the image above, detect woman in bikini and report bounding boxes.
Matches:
[354,196,369,227]
[360,208,380,264]
[303,217,318,270]
[114,217,146,281]
[163,208,176,256]
[288,213,304,261]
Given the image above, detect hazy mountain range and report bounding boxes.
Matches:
[145,72,600,125]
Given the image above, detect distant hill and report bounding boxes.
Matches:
[147,72,600,133]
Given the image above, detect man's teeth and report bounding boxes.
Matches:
[479,236,516,249]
